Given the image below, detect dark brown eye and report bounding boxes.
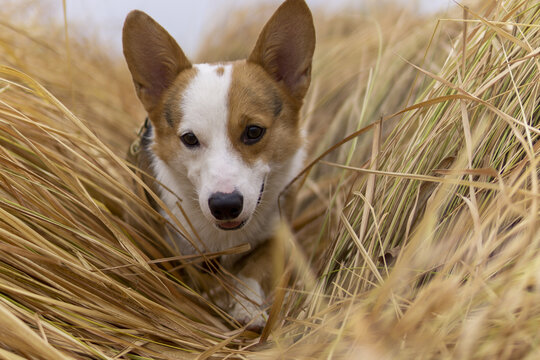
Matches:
[180,132,199,148]
[242,125,266,145]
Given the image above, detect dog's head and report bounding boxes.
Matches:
[123,0,315,232]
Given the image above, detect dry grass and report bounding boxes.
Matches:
[0,0,539,359]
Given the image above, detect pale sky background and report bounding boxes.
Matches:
[61,0,454,56]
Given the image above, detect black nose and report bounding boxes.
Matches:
[208,191,243,220]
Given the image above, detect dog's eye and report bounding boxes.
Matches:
[242,125,266,145]
[180,132,199,148]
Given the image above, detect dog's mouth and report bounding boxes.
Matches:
[257,179,265,205]
[217,220,246,231]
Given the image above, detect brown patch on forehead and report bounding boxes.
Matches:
[215,66,225,76]
[149,66,198,162]
[227,61,302,166]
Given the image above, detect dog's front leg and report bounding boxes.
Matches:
[228,240,276,332]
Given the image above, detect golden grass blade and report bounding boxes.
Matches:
[0,300,74,359]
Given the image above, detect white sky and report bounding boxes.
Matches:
[62,0,454,56]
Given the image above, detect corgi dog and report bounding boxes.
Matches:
[122,0,315,329]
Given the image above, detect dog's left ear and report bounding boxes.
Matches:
[122,10,191,112]
[248,0,315,101]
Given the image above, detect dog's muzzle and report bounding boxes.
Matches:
[209,180,266,231]
[208,190,244,231]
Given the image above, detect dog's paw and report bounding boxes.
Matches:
[230,300,266,332]
[230,277,267,332]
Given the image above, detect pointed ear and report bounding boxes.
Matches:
[248,0,315,101]
[122,10,191,112]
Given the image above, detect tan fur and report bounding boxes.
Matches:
[122,10,192,113]
[228,61,301,166]
[248,0,315,101]
[151,68,198,164]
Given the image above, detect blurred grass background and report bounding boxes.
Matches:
[0,0,538,358]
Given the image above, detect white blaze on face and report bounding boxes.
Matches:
[179,64,270,225]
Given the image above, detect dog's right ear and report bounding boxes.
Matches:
[122,10,191,112]
[248,0,315,102]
